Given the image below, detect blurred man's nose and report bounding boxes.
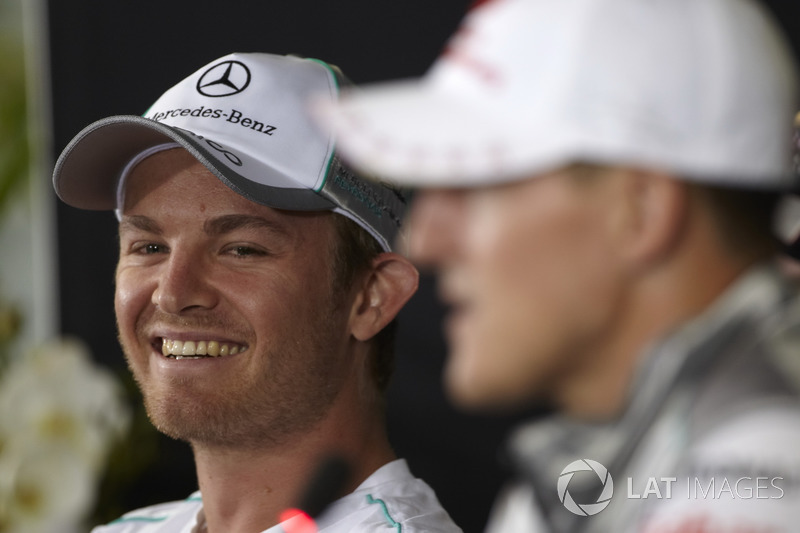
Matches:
[406,189,466,268]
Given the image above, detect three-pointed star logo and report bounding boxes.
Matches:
[196,60,251,97]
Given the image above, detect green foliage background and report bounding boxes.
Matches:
[0,33,29,217]
[0,14,159,528]
[0,4,27,374]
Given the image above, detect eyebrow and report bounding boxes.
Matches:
[203,214,290,238]
[118,214,290,238]
[119,215,162,235]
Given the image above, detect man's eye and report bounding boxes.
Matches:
[226,245,266,258]
[133,243,166,254]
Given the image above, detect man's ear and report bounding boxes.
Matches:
[612,168,689,271]
[350,253,419,341]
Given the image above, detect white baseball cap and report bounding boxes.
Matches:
[53,52,406,252]
[313,0,800,190]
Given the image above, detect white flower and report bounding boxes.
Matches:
[0,441,94,533]
[0,338,130,473]
[0,337,132,531]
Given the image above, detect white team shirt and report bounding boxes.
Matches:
[93,459,461,533]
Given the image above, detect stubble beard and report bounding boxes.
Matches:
[120,299,351,452]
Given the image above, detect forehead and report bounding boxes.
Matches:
[122,148,250,212]
[119,147,336,241]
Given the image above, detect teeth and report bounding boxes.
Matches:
[207,341,219,357]
[161,338,246,358]
[182,341,196,356]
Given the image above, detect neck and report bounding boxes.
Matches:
[558,216,759,420]
[192,396,395,533]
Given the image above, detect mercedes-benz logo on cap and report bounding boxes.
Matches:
[197,60,251,97]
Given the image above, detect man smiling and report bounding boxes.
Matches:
[53,52,461,533]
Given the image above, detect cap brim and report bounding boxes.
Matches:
[314,81,563,188]
[54,115,335,212]
[317,82,800,193]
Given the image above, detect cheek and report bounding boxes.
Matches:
[114,268,152,338]
[464,200,574,316]
[243,272,337,344]
[445,210,561,405]
[469,196,617,311]
[447,197,622,407]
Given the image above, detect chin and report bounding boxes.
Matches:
[446,355,547,414]
[145,396,206,440]
[143,386,230,439]
[445,358,505,411]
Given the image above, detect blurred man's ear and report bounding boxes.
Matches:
[610,168,689,272]
[350,253,419,341]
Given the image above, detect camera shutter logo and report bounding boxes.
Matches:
[557,459,614,516]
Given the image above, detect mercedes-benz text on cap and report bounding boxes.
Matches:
[313,0,799,191]
[52,52,405,252]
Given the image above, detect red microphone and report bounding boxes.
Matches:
[280,455,351,533]
[279,508,318,533]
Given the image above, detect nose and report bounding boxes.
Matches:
[153,249,218,315]
[406,189,465,268]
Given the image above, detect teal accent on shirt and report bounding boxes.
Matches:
[109,516,168,524]
[366,494,402,532]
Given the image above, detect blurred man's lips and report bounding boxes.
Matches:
[444,301,471,335]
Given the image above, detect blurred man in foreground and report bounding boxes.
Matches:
[315,0,800,531]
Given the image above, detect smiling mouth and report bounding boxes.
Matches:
[159,338,248,359]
